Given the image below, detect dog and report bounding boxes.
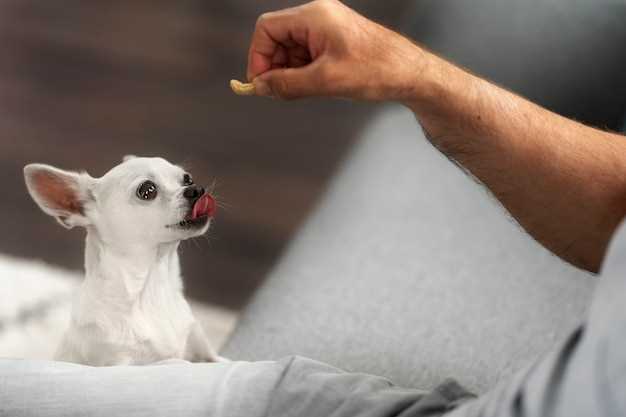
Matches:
[23,156,223,365]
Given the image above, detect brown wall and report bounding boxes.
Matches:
[0,1,409,309]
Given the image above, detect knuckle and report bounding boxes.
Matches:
[255,12,272,26]
[315,0,336,7]
[318,10,342,29]
[313,0,339,15]
[313,0,329,13]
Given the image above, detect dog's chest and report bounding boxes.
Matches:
[75,278,197,364]
[124,293,195,362]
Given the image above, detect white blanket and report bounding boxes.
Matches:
[0,254,236,360]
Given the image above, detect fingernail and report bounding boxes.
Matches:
[254,78,272,97]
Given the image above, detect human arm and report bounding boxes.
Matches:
[246,0,626,272]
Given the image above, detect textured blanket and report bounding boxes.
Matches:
[0,254,236,360]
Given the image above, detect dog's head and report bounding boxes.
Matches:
[23,156,215,245]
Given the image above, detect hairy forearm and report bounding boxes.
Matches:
[245,0,626,271]
[402,51,626,272]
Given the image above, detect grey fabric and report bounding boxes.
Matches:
[222,106,595,394]
[0,358,282,417]
[402,0,626,131]
[449,219,626,417]
[265,358,474,417]
[0,356,474,417]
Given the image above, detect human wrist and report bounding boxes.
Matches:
[369,32,431,104]
[397,48,448,113]
[398,49,481,132]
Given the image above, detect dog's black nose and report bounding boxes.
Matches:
[183,185,205,200]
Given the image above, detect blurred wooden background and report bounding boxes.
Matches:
[0,1,410,309]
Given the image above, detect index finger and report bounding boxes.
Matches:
[246,8,309,81]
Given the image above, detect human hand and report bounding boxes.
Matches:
[246,0,426,101]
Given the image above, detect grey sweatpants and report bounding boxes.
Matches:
[2,222,626,417]
[0,356,475,417]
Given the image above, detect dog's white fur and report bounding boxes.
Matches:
[23,156,221,365]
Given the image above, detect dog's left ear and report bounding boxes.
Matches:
[24,164,95,229]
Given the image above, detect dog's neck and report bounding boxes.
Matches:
[82,227,182,308]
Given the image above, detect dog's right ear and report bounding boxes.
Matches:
[24,164,95,229]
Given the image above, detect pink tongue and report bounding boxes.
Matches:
[191,194,216,220]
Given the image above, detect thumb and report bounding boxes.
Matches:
[253,65,324,100]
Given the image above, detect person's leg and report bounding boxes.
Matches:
[265,356,474,417]
[0,359,280,417]
[0,356,475,417]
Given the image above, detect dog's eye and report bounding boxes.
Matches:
[136,181,158,201]
[183,174,193,186]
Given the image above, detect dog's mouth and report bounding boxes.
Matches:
[170,193,216,229]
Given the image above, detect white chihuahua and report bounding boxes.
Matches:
[24,156,222,365]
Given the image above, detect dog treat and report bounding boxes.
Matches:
[230,79,255,96]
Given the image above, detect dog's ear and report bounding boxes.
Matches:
[123,154,137,162]
[24,164,95,229]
